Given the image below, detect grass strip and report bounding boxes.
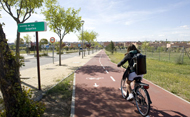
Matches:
[41,73,74,117]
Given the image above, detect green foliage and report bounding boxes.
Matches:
[0,8,1,18]
[175,56,183,64]
[141,42,149,50]
[64,46,69,51]
[23,34,32,44]
[46,73,74,98]
[156,46,164,52]
[42,0,82,40]
[0,0,43,20]
[40,38,48,45]
[14,38,24,45]
[0,0,44,61]
[0,87,45,117]
[42,0,82,65]
[77,30,98,47]
[23,34,32,54]
[55,42,65,52]
[34,53,48,57]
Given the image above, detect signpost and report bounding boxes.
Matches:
[50,37,55,64]
[18,21,47,32]
[50,37,55,43]
[18,21,47,90]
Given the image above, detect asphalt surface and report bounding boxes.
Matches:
[72,50,190,117]
[20,51,93,70]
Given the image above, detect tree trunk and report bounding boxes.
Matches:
[59,39,62,66]
[15,23,21,83]
[0,24,23,116]
[16,23,20,63]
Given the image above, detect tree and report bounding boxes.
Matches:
[110,41,115,54]
[0,9,1,18]
[77,30,98,54]
[105,41,115,54]
[23,34,31,44]
[14,38,24,45]
[0,23,44,117]
[23,34,31,54]
[40,38,48,45]
[0,0,44,62]
[55,42,65,53]
[42,0,82,66]
[78,30,98,44]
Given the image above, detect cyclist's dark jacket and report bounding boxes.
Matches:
[117,50,138,79]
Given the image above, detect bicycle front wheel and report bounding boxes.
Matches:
[135,87,150,116]
[121,78,128,99]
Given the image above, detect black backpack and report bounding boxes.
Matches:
[131,53,147,75]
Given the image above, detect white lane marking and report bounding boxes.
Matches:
[70,73,76,117]
[99,52,103,67]
[93,83,99,87]
[110,76,115,82]
[86,77,104,80]
[99,51,109,73]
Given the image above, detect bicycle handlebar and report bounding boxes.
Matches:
[122,65,127,69]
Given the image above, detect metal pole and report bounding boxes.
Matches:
[53,43,54,64]
[82,24,84,59]
[36,31,41,90]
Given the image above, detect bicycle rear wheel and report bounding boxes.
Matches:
[121,78,128,99]
[135,87,150,116]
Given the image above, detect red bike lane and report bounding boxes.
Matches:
[72,50,190,117]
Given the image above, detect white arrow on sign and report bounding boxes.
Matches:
[93,83,99,87]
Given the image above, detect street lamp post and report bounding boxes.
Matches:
[81,20,85,59]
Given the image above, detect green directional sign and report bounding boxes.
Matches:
[18,21,47,32]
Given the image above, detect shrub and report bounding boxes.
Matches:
[175,56,183,64]
[0,87,45,116]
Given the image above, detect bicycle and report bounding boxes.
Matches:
[121,66,152,116]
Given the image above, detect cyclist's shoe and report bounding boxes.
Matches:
[127,93,134,101]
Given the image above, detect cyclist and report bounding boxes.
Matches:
[117,44,143,101]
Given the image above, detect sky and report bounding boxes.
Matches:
[1,0,190,43]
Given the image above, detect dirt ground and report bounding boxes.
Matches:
[41,94,71,117]
[40,76,74,117]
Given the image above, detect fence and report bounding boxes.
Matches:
[117,47,190,65]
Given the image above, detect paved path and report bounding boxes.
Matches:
[72,50,190,117]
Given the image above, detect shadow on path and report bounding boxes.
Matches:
[149,106,188,117]
[75,65,121,76]
[75,83,187,117]
[21,81,38,90]
[75,84,141,117]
